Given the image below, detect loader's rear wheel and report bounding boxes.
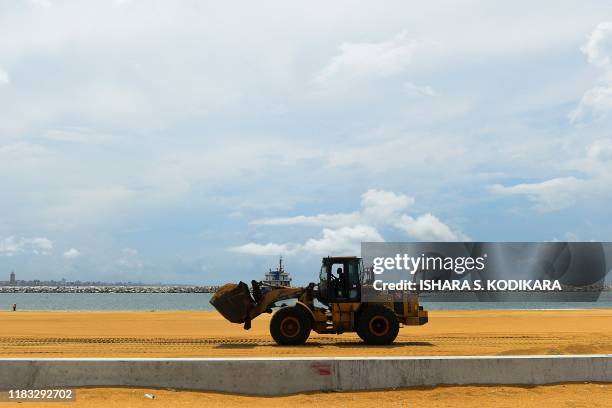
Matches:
[357,305,399,345]
[270,306,312,345]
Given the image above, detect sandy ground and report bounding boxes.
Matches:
[0,309,610,357]
[1,310,610,407]
[3,384,610,407]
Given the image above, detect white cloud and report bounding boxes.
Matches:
[396,213,468,241]
[28,237,53,252]
[232,225,383,256]
[251,212,361,228]
[0,236,53,256]
[122,247,138,256]
[403,82,437,97]
[0,142,52,174]
[154,140,321,197]
[45,185,135,225]
[25,0,52,7]
[233,189,466,256]
[116,247,143,270]
[231,242,295,256]
[360,189,414,224]
[581,22,612,68]
[0,67,8,84]
[325,131,473,175]
[494,136,612,212]
[302,225,383,254]
[63,248,80,259]
[586,138,612,162]
[564,232,580,242]
[565,138,612,178]
[42,128,114,144]
[569,85,612,123]
[314,31,418,85]
[491,177,583,211]
[252,189,413,228]
[571,22,612,123]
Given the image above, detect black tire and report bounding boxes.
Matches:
[270,306,312,345]
[356,305,399,345]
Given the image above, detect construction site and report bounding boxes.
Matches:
[0,258,610,406]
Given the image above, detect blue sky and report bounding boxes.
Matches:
[1,1,612,284]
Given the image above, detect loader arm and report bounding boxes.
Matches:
[210,281,314,330]
[247,287,307,320]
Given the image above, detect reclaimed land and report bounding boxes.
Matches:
[0,309,610,357]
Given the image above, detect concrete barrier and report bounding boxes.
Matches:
[0,355,610,395]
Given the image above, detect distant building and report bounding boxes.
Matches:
[262,257,292,287]
[9,271,15,285]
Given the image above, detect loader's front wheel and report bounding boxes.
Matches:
[357,305,399,345]
[270,306,312,345]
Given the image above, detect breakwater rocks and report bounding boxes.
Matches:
[0,286,219,293]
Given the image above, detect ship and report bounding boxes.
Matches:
[262,256,292,287]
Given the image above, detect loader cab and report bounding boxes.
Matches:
[318,256,363,304]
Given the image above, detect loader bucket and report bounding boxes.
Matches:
[210,281,255,323]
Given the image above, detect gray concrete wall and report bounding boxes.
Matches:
[0,355,610,395]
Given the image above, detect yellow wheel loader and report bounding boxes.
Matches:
[210,256,428,345]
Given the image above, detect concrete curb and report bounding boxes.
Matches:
[0,355,610,395]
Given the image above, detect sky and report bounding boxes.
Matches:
[1,1,612,285]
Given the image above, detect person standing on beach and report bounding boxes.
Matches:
[12,304,16,311]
